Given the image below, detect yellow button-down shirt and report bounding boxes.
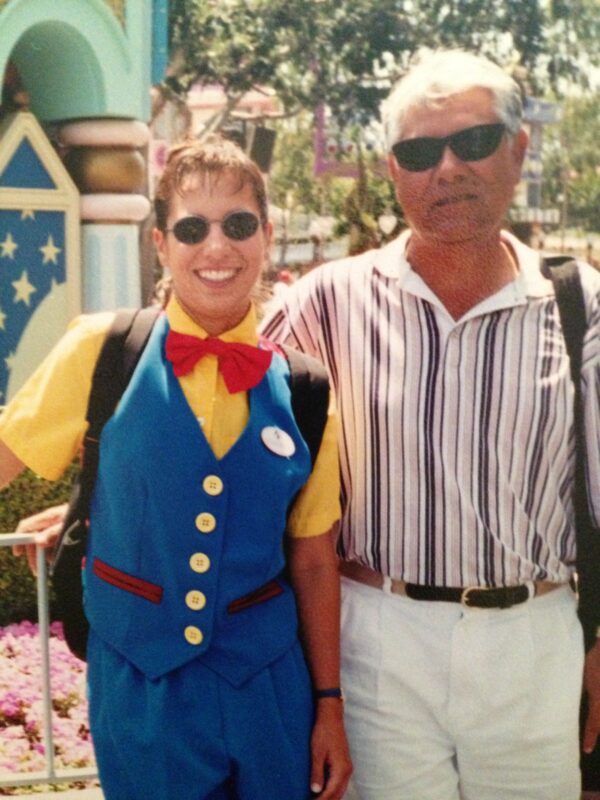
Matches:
[0,298,340,537]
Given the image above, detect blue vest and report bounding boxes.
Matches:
[84,316,312,684]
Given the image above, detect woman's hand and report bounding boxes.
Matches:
[310,698,353,798]
[11,502,68,575]
[286,527,352,799]
[583,638,600,754]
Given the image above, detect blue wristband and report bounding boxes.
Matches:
[314,687,343,700]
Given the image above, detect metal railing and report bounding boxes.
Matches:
[0,533,99,791]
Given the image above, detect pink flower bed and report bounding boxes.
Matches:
[0,620,95,783]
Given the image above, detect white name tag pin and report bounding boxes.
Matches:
[261,426,296,457]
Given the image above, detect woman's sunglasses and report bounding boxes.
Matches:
[391,123,506,173]
[166,211,261,245]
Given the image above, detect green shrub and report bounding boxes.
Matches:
[0,464,78,626]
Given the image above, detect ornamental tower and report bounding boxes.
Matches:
[0,0,168,402]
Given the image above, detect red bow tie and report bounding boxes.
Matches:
[165,330,273,393]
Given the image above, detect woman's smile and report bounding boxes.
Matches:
[194,267,240,284]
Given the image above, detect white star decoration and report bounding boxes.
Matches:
[12,271,36,306]
[4,352,16,372]
[21,209,36,221]
[0,232,18,259]
[40,235,61,265]
[0,306,6,330]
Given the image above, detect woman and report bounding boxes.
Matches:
[0,136,351,799]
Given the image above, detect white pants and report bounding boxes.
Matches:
[341,578,584,800]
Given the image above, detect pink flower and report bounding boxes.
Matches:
[0,620,96,777]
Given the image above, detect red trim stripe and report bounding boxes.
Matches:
[93,558,163,604]
[227,579,283,614]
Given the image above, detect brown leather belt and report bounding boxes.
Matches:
[339,560,563,609]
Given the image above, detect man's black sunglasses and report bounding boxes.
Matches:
[166,211,261,244]
[391,123,506,172]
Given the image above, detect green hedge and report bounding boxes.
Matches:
[0,464,78,626]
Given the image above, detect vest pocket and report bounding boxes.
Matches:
[227,578,284,613]
[93,557,163,603]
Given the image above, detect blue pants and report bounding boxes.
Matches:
[87,631,314,800]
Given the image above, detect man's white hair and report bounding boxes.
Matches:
[382,49,523,149]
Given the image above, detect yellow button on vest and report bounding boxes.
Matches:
[184,626,204,646]
[189,553,211,573]
[202,475,224,496]
[185,590,207,610]
[195,512,216,533]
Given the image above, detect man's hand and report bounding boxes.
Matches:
[11,502,68,575]
[310,699,353,799]
[583,637,600,753]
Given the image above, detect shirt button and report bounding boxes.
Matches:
[202,475,224,496]
[195,512,216,533]
[184,625,204,646]
[185,590,207,610]
[189,553,211,573]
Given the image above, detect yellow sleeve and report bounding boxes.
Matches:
[286,397,341,538]
[0,313,114,480]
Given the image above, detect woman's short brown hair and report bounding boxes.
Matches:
[154,134,269,232]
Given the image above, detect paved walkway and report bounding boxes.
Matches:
[17,787,600,799]
[19,789,103,799]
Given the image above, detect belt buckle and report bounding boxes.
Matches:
[460,586,481,607]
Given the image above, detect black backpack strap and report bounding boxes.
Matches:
[543,256,600,651]
[63,305,161,513]
[281,344,330,468]
[80,306,160,502]
[85,306,161,443]
[51,306,160,659]
[541,256,586,382]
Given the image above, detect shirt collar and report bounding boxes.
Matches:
[502,230,553,300]
[165,296,259,345]
[373,229,554,308]
[371,230,413,280]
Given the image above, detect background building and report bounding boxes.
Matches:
[0,0,169,402]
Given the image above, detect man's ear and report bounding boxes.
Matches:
[387,153,404,203]
[513,128,529,169]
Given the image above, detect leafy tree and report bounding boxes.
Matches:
[269,119,322,215]
[545,0,600,91]
[165,0,600,132]
[166,0,411,130]
[542,93,600,233]
[269,117,403,259]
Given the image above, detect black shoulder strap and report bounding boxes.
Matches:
[85,306,161,442]
[282,344,330,467]
[543,255,600,650]
[50,307,159,658]
[541,256,586,382]
[81,306,160,497]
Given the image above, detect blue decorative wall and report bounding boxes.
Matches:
[0,112,80,403]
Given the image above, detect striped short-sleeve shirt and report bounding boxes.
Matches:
[261,231,600,586]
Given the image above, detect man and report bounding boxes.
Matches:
[261,49,600,799]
